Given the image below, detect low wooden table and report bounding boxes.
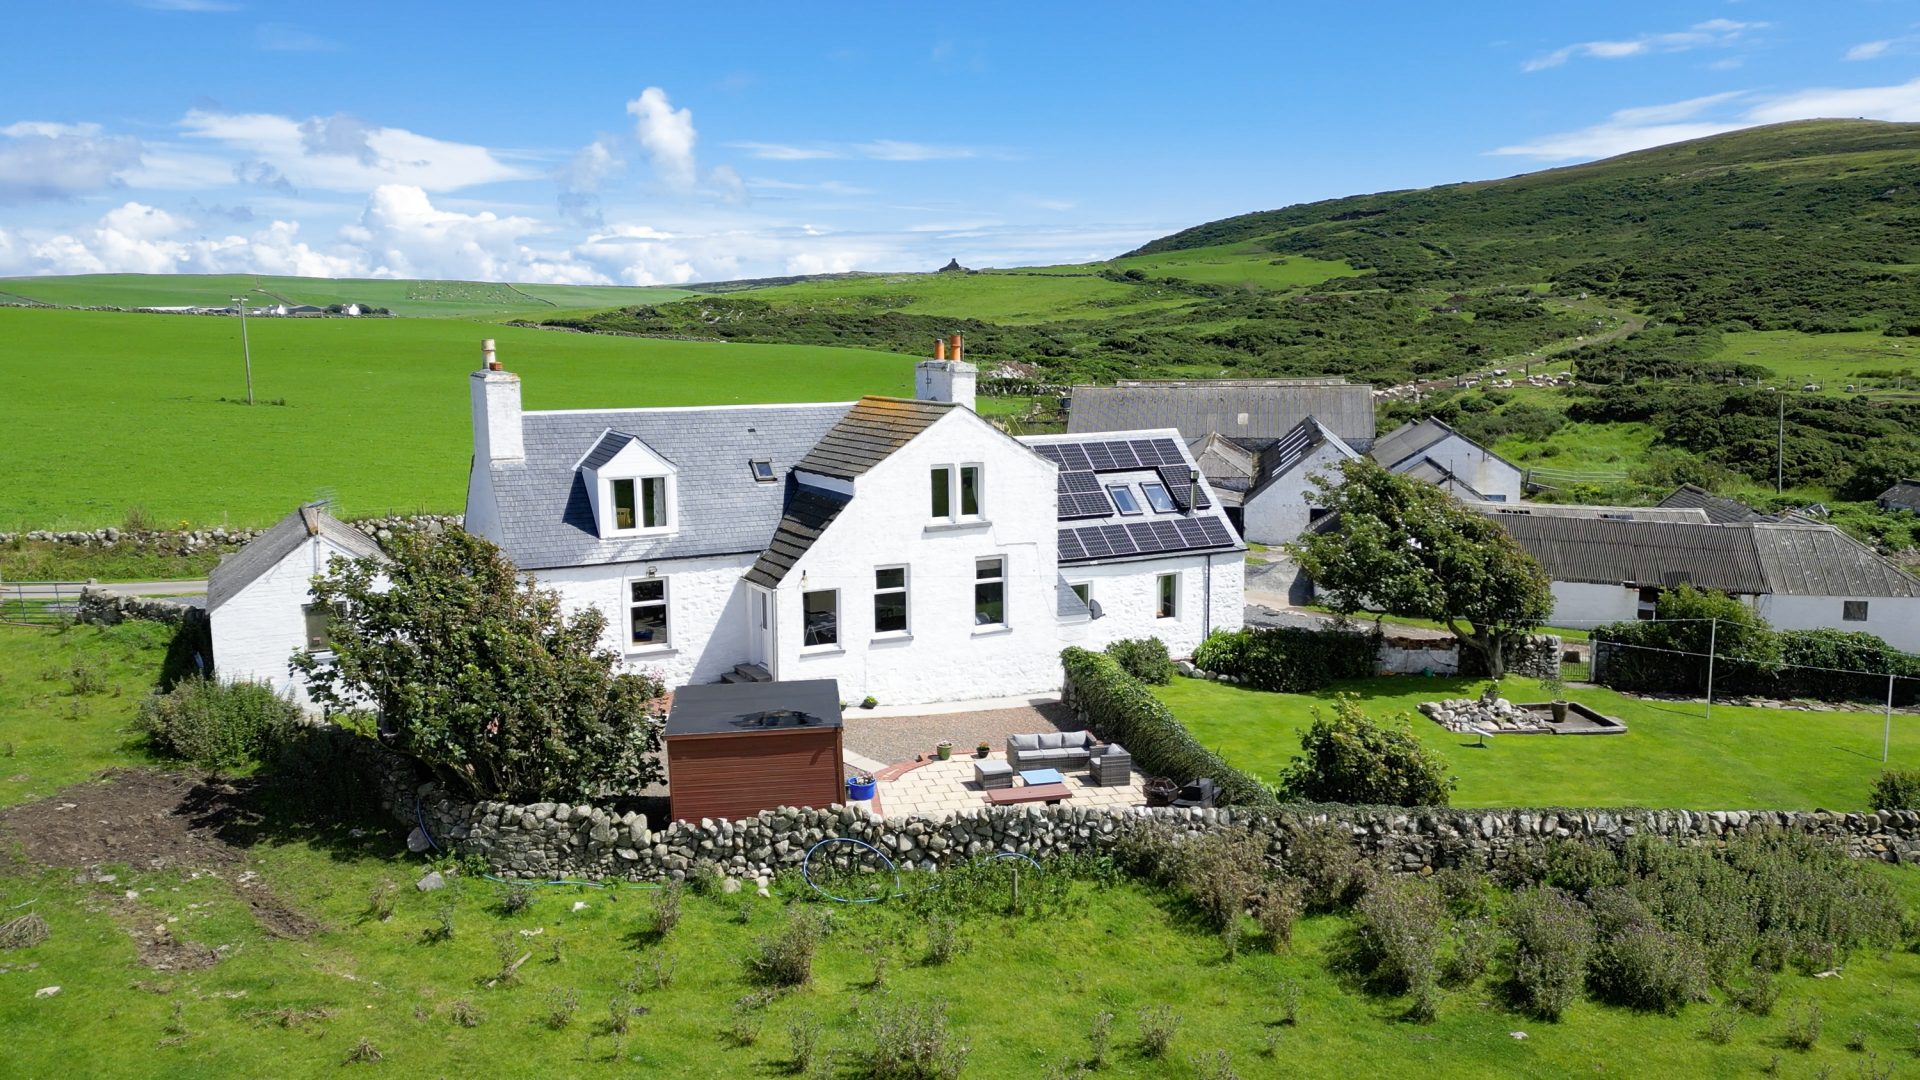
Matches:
[985,782,1072,806]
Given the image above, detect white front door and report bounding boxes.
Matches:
[750,587,775,672]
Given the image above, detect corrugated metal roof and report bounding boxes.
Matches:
[1066,381,1375,447]
[488,403,849,570]
[794,396,957,480]
[1877,479,1920,509]
[207,505,384,612]
[1489,514,1920,598]
[1657,484,1771,524]
[1467,501,1712,523]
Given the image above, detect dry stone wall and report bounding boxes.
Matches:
[1,513,461,553]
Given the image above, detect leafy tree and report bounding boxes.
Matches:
[292,529,664,803]
[1288,459,1553,677]
[1839,441,1920,502]
[1277,694,1453,806]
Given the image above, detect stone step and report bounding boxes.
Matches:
[720,663,772,684]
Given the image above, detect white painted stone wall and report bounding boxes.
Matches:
[210,535,368,706]
[771,410,1063,706]
[1759,593,1920,652]
[535,552,760,689]
[1240,441,1357,546]
[1068,552,1244,658]
[1547,581,1641,629]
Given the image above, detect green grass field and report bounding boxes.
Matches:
[1713,329,1920,396]
[1156,675,1915,811]
[0,274,693,319]
[1112,246,1360,291]
[0,308,916,529]
[743,268,1196,324]
[7,623,1920,1077]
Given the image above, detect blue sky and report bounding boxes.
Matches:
[2,0,1917,284]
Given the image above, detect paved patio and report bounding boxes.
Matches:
[876,752,1145,820]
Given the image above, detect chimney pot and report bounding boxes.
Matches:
[949,333,963,362]
[483,338,500,371]
[934,338,946,361]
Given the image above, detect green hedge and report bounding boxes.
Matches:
[1594,620,1918,706]
[1060,647,1276,809]
[1190,626,1378,692]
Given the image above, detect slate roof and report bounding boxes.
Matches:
[794,396,958,480]
[1487,514,1920,598]
[1468,501,1712,524]
[1657,484,1771,524]
[486,402,850,570]
[743,485,852,590]
[1246,415,1362,502]
[1066,379,1375,449]
[207,505,384,612]
[1878,478,1920,511]
[1020,429,1244,565]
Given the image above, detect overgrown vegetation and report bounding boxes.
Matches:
[1275,694,1453,807]
[1191,625,1378,691]
[138,675,300,769]
[1103,636,1176,685]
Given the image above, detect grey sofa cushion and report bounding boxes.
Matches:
[1038,732,1065,749]
[1009,734,1041,751]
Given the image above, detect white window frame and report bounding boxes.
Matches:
[1139,481,1177,514]
[974,556,1006,629]
[749,458,776,483]
[930,465,952,519]
[802,588,840,650]
[1155,572,1179,620]
[1108,484,1142,516]
[873,565,910,637]
[301,601,348,654]
[605,474,675,536]
[930,463,986,524]
[626,576,670,650]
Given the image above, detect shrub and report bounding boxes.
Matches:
[498,883,535,916]
[647,882,683,939]
[1591,585,1780,696]
[1178,828,1268,934]
[924,917,968,965]
[1192,626,1378,691]
[1285,822,1372,912]
[1587,888,1710,1013]
[1136,1005,1180,1059]
[1087,1010,1113,1069]
[1869,769,1920,811]
[1257,879,1305,951]
[1276,694,1453,807]
[787,1015,823,1075]
[1506,886,1594,1021]
[1106,637,1176,684]
[1442,918,1495,989]
[139,676,299,768]
[750,910,829,988]
[1060,648,1275,807]
[1352,877,1446,1020]
[544,987,579,1030]
[1784,1001,1823,1051]
[866,999,969,1080]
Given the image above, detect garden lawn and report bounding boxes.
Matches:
[1155,675,1920,811]
[0,622,169,809]
[0,307,916,529]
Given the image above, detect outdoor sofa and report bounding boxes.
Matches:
[1006,730,1099,771]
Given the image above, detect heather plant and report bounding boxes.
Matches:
[1136,1005,1181,1059]
[750,910,829,988]
[1586,888,1709,1014]
[1285,822,1373,912]
[865,999,969,1080]
[1505,886,1594,1021]
[1351,876,1446,1021]
[1257,879,1305,952]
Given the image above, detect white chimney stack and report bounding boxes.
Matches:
[471,340,523,463]
[915,333,977,412]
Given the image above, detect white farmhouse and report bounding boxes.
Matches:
[1239,416,1362,547]
[463,340,1244,705]
[1369,417,1524,504]
[1489,513,1920,650]
[206,504,385,705]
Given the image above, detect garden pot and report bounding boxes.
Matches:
[936,742,953,761]
[976,746,991,758]
[1550,700,1569,724]
[847,776,877,801]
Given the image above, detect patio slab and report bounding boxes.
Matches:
[877,751,1145,820]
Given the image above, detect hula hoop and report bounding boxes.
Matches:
[802,837,901,904]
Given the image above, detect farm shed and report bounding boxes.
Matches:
[665,679,845,823]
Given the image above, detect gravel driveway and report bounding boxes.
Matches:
[842,702,1081,766]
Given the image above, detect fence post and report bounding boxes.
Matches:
[1704,618,1718,722]
[1887,673,1897,765]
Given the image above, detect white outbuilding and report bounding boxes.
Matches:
[206,505,385,705]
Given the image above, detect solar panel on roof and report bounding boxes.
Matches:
[1198,518,1232,546]
[1156,465,1211,509]
[1077,527,1112,558]
[1060,471,1102,494]
[1056,444,1092,471]
[1083,442,1116,471]
[1057,529,1087,561]
[1059,491,1114,519]
[1128,439,1160,464]
[1174,518,1209,546]
[1034,444,1065,463]
[1152,438,1183,464]
[1150,520,1184,548]
[1098,524,1138,556]
[1126,521,1165,552]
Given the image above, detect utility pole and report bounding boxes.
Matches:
[1887,672,1898,764]
[1775,389,1784,494]
[1704,617,1718,722]
[232,296,254,405]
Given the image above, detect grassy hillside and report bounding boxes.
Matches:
[0,273,693,319]
[0,307,913,529]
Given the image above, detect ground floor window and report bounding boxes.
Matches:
[804,589,839,647]
[628,578,668,647]
[874,566,908,634]
[975,558,1005,626]
[1156,573,1179,619]
[302,602,347,652]
[1843,600,1869,622]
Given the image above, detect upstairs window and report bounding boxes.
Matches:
[930,464,984,522]
[874,566,909,634]
[1156,573,1179,619]
[960,465,983,516]
[930,467,951,518]
[749,459,776,482]
[610,476,669,531]
[1140,482,1177,514]
[975,557,1005,627]
[302,602,348,652]
[1108,485,1142,516]
[628,578,669,647]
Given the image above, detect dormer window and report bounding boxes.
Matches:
[749,459,776,483]
[611,477,668,530]
[577,428,678,538]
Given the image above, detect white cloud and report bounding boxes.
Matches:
[727,138,989,161]
[1524,19,1766,72]
[0,122,143,202]
[727,141,839,161]
[179,108,531,192]
[1846,40,1893,62]
[342,184,601,284]
[7,200,360,278]
[1493,77,1920,161]
[626,87,698,190]
[553,138,625,226]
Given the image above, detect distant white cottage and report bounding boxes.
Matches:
[1368,417,1524,505]
[464,338,1245,705]
[206,505,385,705]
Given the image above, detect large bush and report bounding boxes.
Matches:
[1191,625,1377,691]
[292,529,665,803]
[140,676,300,768]
[1869,769,1920,811]
[1591,585,1780,695]
[1275,695,1453,807]
[1105,637,1176,685]
[1505,886,1594,1021]
[1059,647,1275,808]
